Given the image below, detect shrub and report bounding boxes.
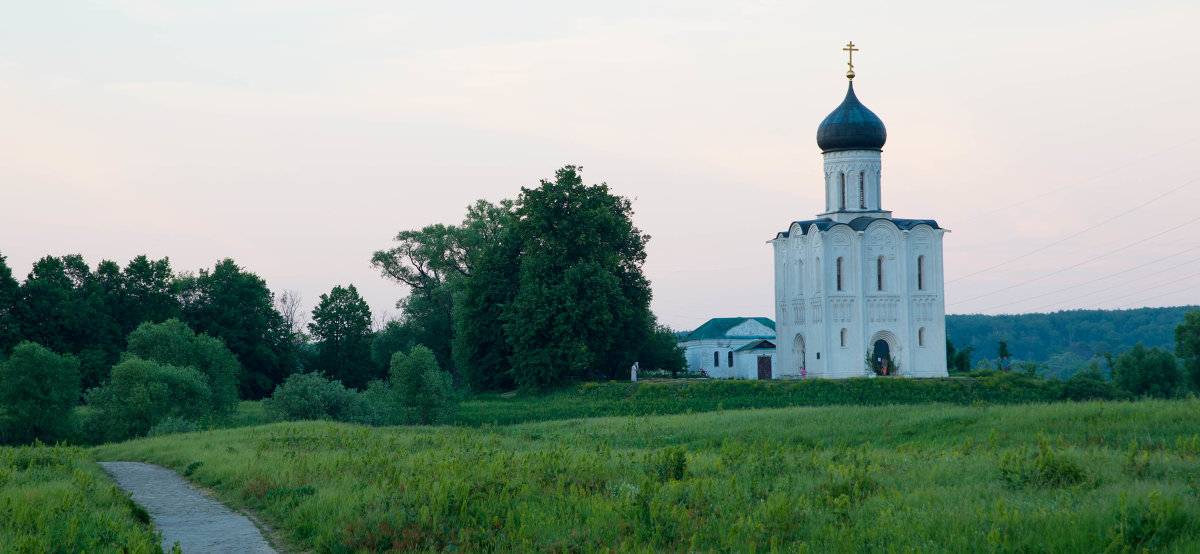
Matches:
[1000,435,1088,489]
[390,345,456,425]
[0,342,80,445]
[84,357,213,442]
[125,319,242,417]
[262,372,381,424]
[1062,373,1130,401]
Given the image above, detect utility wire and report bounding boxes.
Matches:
[973,247,1200,312]
[951,214,1200,307]
[947,175,1200,284]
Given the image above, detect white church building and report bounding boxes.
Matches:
[769,46,949,379]
[678,317,777,379]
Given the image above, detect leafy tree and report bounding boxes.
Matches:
[84,357,212,442]
[503,166,652,389]
[1175,309,1200,392]
[115,255,180,334]
[952,343,974,373]
[177,259,295,399]
[390,345,455,425]
[452,221,521,391]
[0,342,80,444]
[14,255,122,388]
[997,340,1011,371]
[1110,343,1183,399]
[308,284,375,389]
[371,320,417,371]
[125,319,242,417]
[372,199,512,382]
[0,251,19,353]
[637,323,687,378]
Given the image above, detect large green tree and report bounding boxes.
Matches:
[0,252,19,353]
[1175,309,1200,392]
[452,223,521,391]
[372,199,512,380]
[503,166,652,389]
[0,342,80,444]
[178,259,295,399]
[1110,343,1183,398]
[308,284,376,389]
[14,255,122,388]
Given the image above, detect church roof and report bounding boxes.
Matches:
[774,216,942,239]
[816,82,887,153]
[682,317,776,341]
[734,339,776,352]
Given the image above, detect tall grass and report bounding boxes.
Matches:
[458,373,1127,426]
[95,400,1200,552]
[0,443,169,553]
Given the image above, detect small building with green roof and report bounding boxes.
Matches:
[679,317,778,379]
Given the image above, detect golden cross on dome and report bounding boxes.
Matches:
[843,41,859,80]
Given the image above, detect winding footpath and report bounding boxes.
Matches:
[98,462,276,553]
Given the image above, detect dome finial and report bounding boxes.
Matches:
[843,41,858,81]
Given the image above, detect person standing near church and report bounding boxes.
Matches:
[631,361,639,382]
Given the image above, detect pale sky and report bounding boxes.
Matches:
[2,1,1198,331]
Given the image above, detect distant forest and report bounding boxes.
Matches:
[947,306,1197,378]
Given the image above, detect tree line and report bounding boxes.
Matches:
[946,309,1200,400]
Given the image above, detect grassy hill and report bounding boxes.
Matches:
[92,400,1200,552]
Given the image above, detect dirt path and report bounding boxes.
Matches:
[98,462,277,553]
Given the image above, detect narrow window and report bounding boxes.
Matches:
[859,172,866,209]
[836,257,844,291]
[919,327,926,347]
[918,255,926,291]
[728,351,734,367]
[839,173,846,210]
[877,257,884,291]
[840,328,847,348]
[714,351,720,367]
[797,260,804,293]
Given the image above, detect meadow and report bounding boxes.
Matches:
[93,399,1200,552]
[0,443,171,553]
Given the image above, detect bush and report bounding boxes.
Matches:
[0,342,80,445]
[125,319,242,417]
[1111,343,1183,398]
[1062,373,1131,402]
[391,345,456,425]
[262,372,381,424]
[84,357,212,442]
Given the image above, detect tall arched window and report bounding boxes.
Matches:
[714,351,720,367]
[815,258,822,292]
[877,256,884,291]
[859,172,866,209]
[838,173,847,210]
[836,257,844,291]
[728,351,734,367]
[840,328,847,347]
[919,327,926,347]
[797,260,804,293]
[917,255,926,291]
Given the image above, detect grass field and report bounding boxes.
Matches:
[94,399,1200,552]
[0,443,170,553]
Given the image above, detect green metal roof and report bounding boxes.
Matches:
[682,317,776,341]
[734,339,776,352]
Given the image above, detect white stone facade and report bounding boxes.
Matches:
[679,318,776,379]
[769,88,949,379]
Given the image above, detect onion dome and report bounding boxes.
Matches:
[816,82,887,153]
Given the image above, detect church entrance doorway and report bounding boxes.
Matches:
[757,356,772,380]
[792,334,806,376]
[873,339,890,375]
